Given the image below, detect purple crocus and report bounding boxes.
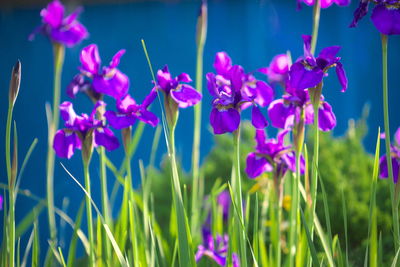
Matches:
[268,86,336,132]
[297,0,351,9]
[157,65,202,108]
[53,101,119,159]
[379,127,400,183]
[195,228,240,267]
[29,0,88,47]
[207,52,274,135]
[246,129,305,179]
[350,0,400,35]
[259,54,289,86]
[67,44,129,100]
[104,88,159,129]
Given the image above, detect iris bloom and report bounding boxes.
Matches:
[297,0,350,9]
[67,44,129,100]
[350,0,400,35]
[104,88,159,129]
[53,101,119,159]
[289,35,348,92]
[29,0,88,47]
[195,228,240,267]
[246,129,305,179]
[379,128,400,183]
[157,65,202,108]
[259,54,289,86]
[268,86,336,131]
[207,52,274,134]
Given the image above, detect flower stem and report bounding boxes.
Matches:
[381,34,400,251]
[310,0,321,56]
[272,173,282,267]
[232,129,247,266]
[46,43,65,246]
[83,158,95,267]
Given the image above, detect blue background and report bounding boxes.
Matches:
[0,0,399,261]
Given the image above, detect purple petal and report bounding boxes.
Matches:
[255,129,267,151]
[210,108,240,135]
[206,73,219,97]
[142,87,158,109]
[117,94,137,114]
[336,62,348,92]
[350,1,369,28]
[334,0,350,6]
[245,152,273,178]
[136,109,159,127]
[40,0,64,28]
[289,62,324,90]
[170,85,202,108]
[50,22,88,47]
[80,44,101,75]
[254,81,274,107]
[371,4,400,35]
[232,253,240,267]
[321,0,334,8]
[304,103,314,125]
[92,69,129,99]
[66,74,85,98]
[60,101,77,126]
[53,129,80,159]
[157,66,172,91]
[318,102,336,131]
[302,35,312,58]
[269,54,289,74]
[195,246,205,262]
[318,46,341,63]
[251,106,268,129]
[109,49,126,69]
[283,153,305,175]
[63,7,82,25]
[268,99,293,129]
[395,128,400,146]
[277,129,290,146]
[214,52,232,77]
[104,111,136,130]
[229,65,244,92]
[94,127,120,151]
[177,73,192,83]
[379,155,400,183]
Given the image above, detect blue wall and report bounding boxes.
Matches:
[0,0,399,261]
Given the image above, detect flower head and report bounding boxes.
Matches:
[104,88,159,129]
[53,101,119,159]
[29,0,88,47]
[289,35,348,92]
[259,54,289,86]
[67,44,129,100]
[195,228,240,267]
[245,129,305,179]
[297,0,351,9]
[379,127,400,183]
[207,52,274,134]
[350,0,400,35]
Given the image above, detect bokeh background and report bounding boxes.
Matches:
[0,0,400,261]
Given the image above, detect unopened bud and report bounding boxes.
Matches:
[9,60,21,107]
[196,0,208,49]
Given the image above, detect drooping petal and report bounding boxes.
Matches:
[336,62,348,92]
[318,102,337,131]
[334,0,350,6]
[66,74,85,98]
[80,44,101,75]
[109,49,126,69]
[371,4,400,35]
[318,46,341,64]
[142,87,158,109]
[254,81,274,107]
[94,127,120,151]
[350,0,369,28]
[40,0,64,28]
[170,85,202,108]
[53,129,80,159]
[245,152,273,178]
[255,129,267,151]
[302,35,313,58]
[177,73,192,83]
[210,108,240,135]
[50,22,88,47]
[92,69,129,99]
[136,109,159,127]
[104,111,136,130]
[206,73,219,97]
[214,52,232,77]
[379,155,400,183]
[283,153,305,175]
[251,106,268,129]
[321,0,334,8]
[268,99,293,129]
[59,101,77,127]
[289,62,324,90]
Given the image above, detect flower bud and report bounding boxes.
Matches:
[196,0,208,49]
[8,60,21,107]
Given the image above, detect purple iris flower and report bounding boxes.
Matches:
[0,195,3,211]
[246,129,305,179]
[67,44,129,100]
[207,52,274,135]
[104,88,159,129]
[195,228,240,267]
[157,65,202,108]
[289,35,348,92]
[297,0,351,9]
[350,0,400,35]
[53,101,119,159]
[268,86,337,131]
[259,54,289,86]
[379,127,400,183]
[29,0,88,47]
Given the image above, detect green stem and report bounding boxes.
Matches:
[381,34,399,251]
[232,129,247,266]
[273,174,282,267]
[310,0,321,56]
[46,43,65,245]
[6,103,15,267]
[83,159,95,267]
[99,146,111,261]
